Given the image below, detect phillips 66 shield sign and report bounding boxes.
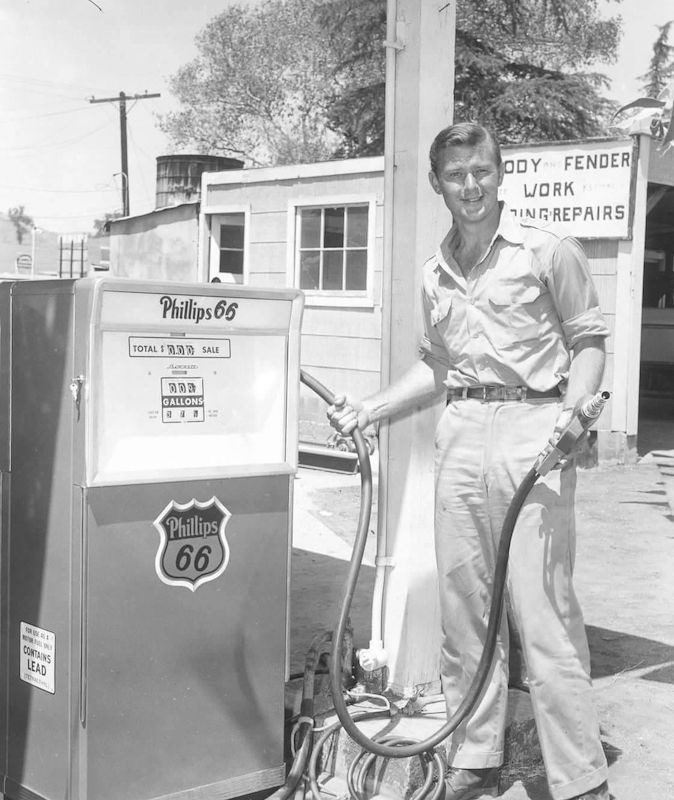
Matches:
[154,497,231,591]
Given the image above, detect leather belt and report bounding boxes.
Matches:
[446,385,561,403]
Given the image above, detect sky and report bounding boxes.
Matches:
[1,0,672,235]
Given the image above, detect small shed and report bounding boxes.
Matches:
[109,203,201,283]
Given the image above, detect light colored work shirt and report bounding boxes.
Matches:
[419,204,609,393]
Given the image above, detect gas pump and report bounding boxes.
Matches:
[1,278,303,800]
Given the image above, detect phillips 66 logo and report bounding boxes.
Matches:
[154,497,231,591]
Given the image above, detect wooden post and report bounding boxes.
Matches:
[377,0,455,695]
[608,131,650,462]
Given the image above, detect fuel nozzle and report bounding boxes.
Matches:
[535,390,611,476]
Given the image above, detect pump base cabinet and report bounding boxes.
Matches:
[0,279,303,800]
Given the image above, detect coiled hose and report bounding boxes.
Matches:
[296,371,609,793]
[300,369,539,761]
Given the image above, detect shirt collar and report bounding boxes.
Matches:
[496,203,525,245]
[435,202,524,277]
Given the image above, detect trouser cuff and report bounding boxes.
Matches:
[550,765,608,800]
[448,750,503,770]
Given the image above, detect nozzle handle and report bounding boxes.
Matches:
[577,390,611,425]
[535,389,611,476]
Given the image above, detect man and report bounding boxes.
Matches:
[327,123,610,800]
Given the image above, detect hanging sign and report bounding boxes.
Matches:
[500,138,636,239]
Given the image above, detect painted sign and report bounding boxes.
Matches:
[20,622,55,693]
[128,337,231,359]
[100,290,293,329]
[161,376,205,423]
[499,139,636,239]
[15,254,32,272]
[154,497,231,591]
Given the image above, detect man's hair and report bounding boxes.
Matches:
[429,122,502,175]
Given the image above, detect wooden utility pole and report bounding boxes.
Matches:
[89,91,161,216]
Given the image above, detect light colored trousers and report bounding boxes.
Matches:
[434,398,608,800]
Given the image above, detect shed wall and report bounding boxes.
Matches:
[205,171,385,440]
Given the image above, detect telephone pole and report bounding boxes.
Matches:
[89,91,161,216]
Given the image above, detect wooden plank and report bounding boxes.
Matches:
[593,273,618,314]
[302,305,382,338]
[207,173,384,215]
[301,333,381,372]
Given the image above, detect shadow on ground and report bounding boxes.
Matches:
[288,548,375,676]
[638,395,674,457]
[587,624,674,683]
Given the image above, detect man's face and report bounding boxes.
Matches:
[429,141,504,227]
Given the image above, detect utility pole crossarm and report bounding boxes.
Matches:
[89,92,161,104]
[89,91,161,216]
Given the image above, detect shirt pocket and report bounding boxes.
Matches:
[488,282,543,341]
[430,296,452,327]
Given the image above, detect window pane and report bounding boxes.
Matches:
[220,249,243,275]
[219,215,244,248]
[300,209,322,248]
[323,207,344,248]
[345,250,367,290]
[300,251,320,290]
[346,206,368,247]
[323,251,344,290]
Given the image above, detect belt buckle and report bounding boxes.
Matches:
[500,386,526,401]
[479,386,489,401]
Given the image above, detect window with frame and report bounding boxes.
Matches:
[215,213,245,281]
[296,204,369,293]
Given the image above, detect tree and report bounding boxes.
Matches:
[159,0,342,166]
[452,0,621,143]
[312,0,386,158]
[612,21,674,148]
[7,206,33,245]
[162,0,623,163]
[640,21,674,99]
[92,211,123,237]
[318,0,621,148]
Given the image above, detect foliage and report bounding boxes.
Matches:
[318,0,622,149]
[162,0,623,163]
[160,0,341,166]
[640,21,674,99]
[91,211,123,237]
[7,206,33,245]
[312,0,386,157]
[613,21,674,149]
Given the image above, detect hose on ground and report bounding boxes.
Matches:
[266,630,332,800]
[299,368,538,760]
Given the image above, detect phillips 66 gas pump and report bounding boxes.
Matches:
[1,278,303,800]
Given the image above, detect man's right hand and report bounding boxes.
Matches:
[326,394,370,434]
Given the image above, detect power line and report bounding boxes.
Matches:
[89,91,161,216]
[0,122,112,153]
[0,72,121,96]
[0,183,117,194]
[0,105,95,124]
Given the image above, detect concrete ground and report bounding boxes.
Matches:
[287,404,674,800]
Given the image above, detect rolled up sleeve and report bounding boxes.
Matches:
[419,284,451,369]
[545,236,610,349]
[561,307,609,349]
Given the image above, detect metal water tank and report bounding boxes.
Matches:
[155,155,244,208]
